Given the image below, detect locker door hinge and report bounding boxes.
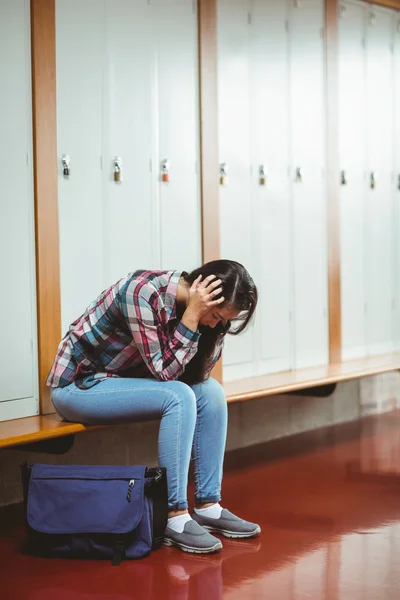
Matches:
[26,152,30,167]
[149,158,153,173]
[248,12,252,25]
[285,20,289,33]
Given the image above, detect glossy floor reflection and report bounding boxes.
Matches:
[2,410,400,599]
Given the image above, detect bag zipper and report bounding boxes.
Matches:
[127,479,135,502]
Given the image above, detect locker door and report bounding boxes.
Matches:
[365,7,395,355]
[56,0,106,332]
[339,1,367,360]
[395,14,400,349]
[250,0,292,375]
[103,0,156,285]
[290,0,328,369]
[0,0,38,417]
[153,0,202,272]
[218,0,255,380]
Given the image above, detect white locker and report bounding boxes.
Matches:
[218,0,256,380]
[289,0,328,369]
[395,13,400,348]
[218,0,328,381]
[103,0,156,284]
[56,0,106,332]
[56,0,202,332]
[339,1,367,359]
[364,6,395,355]
[0,0,38,420]
[154,0,202,272]
[339,1,397,359]
[250,0,293,375]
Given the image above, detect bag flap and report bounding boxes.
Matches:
[27,464,147,535]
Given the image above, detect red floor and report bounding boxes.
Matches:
[2,411,400,599]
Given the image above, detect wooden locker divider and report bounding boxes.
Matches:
[325,0,342,364]
[365,0,400,9]
[198,0,222,382]
[30,0,61,414]
[198,0,220,266]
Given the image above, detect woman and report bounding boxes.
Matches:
[48,260,260,554]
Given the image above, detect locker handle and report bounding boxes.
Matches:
[161,159,170,183]
[341,170,347,186]
[220,162,228,186]
[398,174,400,191]
[259,165,267,186]
[114,156,123,183]
[62,154,70,177]
[295,167,303,183]
[370,172,377,190]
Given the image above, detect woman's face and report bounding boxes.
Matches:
[199,305,241,328]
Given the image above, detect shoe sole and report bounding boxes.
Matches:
[201,525,261,539]
[163,537,223,554]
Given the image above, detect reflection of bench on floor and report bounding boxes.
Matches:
[1,352,400,451]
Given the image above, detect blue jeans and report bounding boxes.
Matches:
[51,377,228,511]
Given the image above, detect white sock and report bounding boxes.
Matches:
[194,503,223,519]
[167,513,192,533]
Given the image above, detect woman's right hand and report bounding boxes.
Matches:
[186,275,224,319]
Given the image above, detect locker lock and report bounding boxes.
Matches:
[370,171,377,190]
[295,167,303,183]
[220,163,228,186]
[114,156,123,183]
[61,154,71,178]
[369,12,376,27]
[161,159,170,183]
[341,170,347,186]
[259,165,267,186]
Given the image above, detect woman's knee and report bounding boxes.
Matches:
[163,381,197,419]
[197,378,227,416]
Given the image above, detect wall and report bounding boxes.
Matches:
[0,380,363,508]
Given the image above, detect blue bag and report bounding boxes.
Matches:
[21,463,168,565]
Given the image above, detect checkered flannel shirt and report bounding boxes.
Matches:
[47,270,224,389]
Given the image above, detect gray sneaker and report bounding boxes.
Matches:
[192,509,261,539]
[163,519,223,554]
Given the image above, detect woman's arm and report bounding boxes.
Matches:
[124,283,200,381]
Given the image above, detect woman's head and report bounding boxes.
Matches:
[178,260,258,385]
[182,259,258,333]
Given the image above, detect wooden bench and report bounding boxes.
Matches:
[1,352,400,450]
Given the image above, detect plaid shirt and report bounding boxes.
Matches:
[47,270,224,389]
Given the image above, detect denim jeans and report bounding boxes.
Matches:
[51,377,228,511]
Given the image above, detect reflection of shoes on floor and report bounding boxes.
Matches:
[163,520,223,554]
[165,547,223,583]
[168,564,191,583]
[222,536,262,558]
[192,509,261,539]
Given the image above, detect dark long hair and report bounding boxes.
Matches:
[178,260,258,385]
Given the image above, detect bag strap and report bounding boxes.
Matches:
[112,537,125,566]
[146,468,168,548]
